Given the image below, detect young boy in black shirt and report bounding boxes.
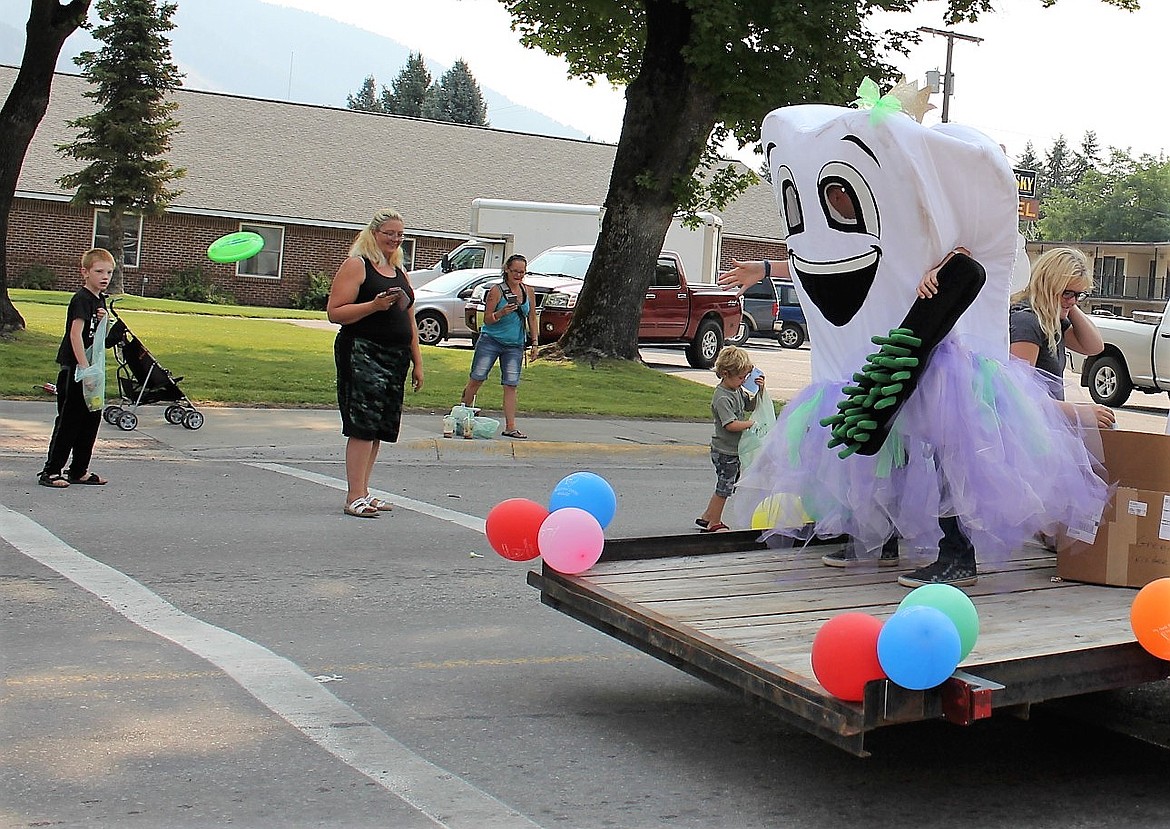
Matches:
[39,248,115,488]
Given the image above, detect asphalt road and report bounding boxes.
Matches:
[3,341,1170,828]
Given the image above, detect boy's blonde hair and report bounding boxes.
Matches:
[81,248,114,269]
[714,345,751,378]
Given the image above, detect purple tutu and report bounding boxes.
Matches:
[731,341,1109,561]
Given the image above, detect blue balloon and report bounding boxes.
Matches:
[877,605,962,691]
[549,471,617,529]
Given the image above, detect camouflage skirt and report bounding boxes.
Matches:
[335,334,411,442]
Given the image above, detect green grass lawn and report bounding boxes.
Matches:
[2,291,714,419]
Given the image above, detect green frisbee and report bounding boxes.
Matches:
[207,231,264,263]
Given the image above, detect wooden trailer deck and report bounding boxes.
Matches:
[527,530,1170,756]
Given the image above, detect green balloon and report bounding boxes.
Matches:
[898,584,980,659]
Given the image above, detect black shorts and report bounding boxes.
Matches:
[335,335,411,442]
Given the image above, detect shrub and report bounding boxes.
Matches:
[289,270,331,310]
[14,264,59,290]
[160,264,235,304]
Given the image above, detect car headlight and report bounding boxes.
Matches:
[543,292,576,309]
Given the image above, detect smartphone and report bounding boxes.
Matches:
[741,367,763,395]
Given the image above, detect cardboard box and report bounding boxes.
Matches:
[1057,429,1170,588]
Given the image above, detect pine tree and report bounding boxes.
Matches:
[56,0,185,294]
[1070,130,1102,186]
[1041,135,1073,199]
[385,53,433,118]
[437,59,488,126]
[346,74,384,113]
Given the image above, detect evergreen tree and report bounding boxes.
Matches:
[386,52,432,118]
[1070,130,1102,186]
[346,74,385,113]
[437,59,489,126]
[1041,134,1073,199]
[420,83,449,121]
[56,0,185,295]
[1015,142,1041,176]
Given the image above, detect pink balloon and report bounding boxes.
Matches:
[538,507,605,575]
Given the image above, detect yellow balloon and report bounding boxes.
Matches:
[751,494,811,529]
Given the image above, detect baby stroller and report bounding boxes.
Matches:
[103,301,204,431]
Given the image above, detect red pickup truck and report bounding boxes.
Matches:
[466,244,741,369]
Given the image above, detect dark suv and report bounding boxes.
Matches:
[728,277,779,346]
[774,278,807,349]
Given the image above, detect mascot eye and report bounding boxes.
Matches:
[818,162,879,237]
[773,165,804,239]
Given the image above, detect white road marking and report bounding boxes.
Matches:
[247,462,487,533]
[0,504,539,829]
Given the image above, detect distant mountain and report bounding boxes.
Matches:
[0,0,589,141]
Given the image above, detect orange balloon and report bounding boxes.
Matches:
[1130,578,1170,660]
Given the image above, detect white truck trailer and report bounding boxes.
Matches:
[409,198,723,286]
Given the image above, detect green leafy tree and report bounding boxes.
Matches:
[503,0,1139,362]
[0,0,93,334]
[430,59,488,126]
[1040,150,1170,242]
[56,0,186,295]
[346,74,385,113]
[385,52,433,118]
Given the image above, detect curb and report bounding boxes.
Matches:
[400,437,708,461]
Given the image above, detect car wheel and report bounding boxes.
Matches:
[415,311,446,347]
[728,319,752,347]
[685,319,724,369]
[778,322,805,349]
[1087,354,1132,408]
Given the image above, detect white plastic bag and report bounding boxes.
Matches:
[738,388,775,473]
[73,313,108,413]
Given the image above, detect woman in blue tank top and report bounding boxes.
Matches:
[461,254,538,439]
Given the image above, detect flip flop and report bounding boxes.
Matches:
[695,518,710,529]
[38,473,70,489]
[67,472,107,485]
[699,522,729,533]
[501,429,528,439]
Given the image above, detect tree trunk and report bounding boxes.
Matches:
[0,0,92,334]
[557,0,720,363]
[108,204,126,295]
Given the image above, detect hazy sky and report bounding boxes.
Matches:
[266,0,1167,163]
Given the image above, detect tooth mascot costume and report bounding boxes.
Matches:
[732,83,1108,559]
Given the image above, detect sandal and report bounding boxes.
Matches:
[695,518,710,529]
[67,472,107,485]
[699,522,729,533]
[367,497,393,511]
[343,496,379,518]
[38,473,70,489]
[501,429,528,440]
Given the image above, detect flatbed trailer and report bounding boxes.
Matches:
[527,530,1170,757]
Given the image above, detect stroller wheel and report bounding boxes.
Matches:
[103,405,123,425]
[116,411,138,431]
[164,404,185,425]
[182,409,205,430]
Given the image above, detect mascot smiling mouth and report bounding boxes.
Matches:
[789,246,882,326]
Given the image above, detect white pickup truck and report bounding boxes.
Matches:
[1068,309,1170,407]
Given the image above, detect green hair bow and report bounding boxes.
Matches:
[852,77,903,125]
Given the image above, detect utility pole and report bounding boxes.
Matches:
[918,27,983,123]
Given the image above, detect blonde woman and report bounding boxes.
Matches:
[327,208,424,517]
[1009,248,1114,428]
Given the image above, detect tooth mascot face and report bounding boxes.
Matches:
[761,105,1019,380]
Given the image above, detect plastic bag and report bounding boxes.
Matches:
[447,404,501,439]
[738,388,775,472]
[73,313,108,413]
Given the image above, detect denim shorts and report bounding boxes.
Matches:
[469,333,523,386]
[710,448,741,497]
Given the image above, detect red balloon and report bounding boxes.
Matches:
[485,498,548,561]
[811,613,886,702]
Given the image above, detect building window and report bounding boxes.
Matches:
[93,210,142,268]
[237,223,283,278]
[1096,256,1125,297]
[399,239,416,271]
